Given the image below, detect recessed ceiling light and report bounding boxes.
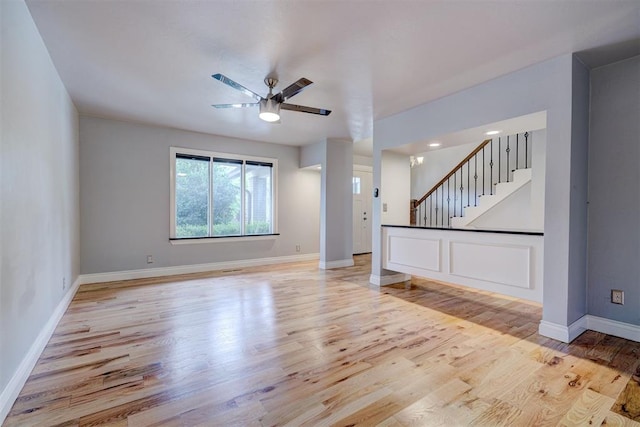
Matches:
[429,142,441,147]
[485,130,501,136]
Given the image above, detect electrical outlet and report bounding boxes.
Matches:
[62,277,66,290]
[147,255,154,264]
[611,289,624,305]
[383,203,388,212]
[295,244,301,252]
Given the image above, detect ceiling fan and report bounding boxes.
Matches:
[211,73,331,123]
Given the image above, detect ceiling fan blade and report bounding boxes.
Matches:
[278,78,313,101]
[212,74,262,101]
[281,103,331,116]
[211,103,259,108]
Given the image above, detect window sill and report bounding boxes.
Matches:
[169,234,280,245]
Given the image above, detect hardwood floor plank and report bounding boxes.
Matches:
[4,255,640,426]
[602,411,640,427]
[612,367,640,422]
[557,388,615,426]
[390,378,473,426]
[469,399,523,426]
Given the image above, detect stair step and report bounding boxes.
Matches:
[478,194,498,206]
[463,206,483,217]
[491,169,532,187]
[495,181,521,196]
[451,168,532,228]
[450,217,466,228]
[425,167,533,229]
[513,168,532,182]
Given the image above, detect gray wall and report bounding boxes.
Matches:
[320,139,353,265]
[587,56,640,325]
[1,0,79,407]
[567,57,590,324]
[301,139,354,266]
[372,54,588,330]
[79,116,320,274]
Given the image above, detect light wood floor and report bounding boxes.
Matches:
[4,255,640,426]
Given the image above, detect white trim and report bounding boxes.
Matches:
[586,315,640,343]
[448,241,531,289]
[169,146,278,239]
[0,277,81,424]
[79,253,320,285]
[538,318,587,343]
[369,273,412,287]
[353,164,373,172]
[568,317,589,342]
[382,226,543,302]
[539,315,640,344]
[170,234,278,245]
[169,146,177,238]
[318,258,354,270]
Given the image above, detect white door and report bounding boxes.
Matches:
[353,170,373,254]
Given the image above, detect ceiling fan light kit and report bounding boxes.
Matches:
[259,98,281,122]
[259,77,281,122]
[212,73,331,123]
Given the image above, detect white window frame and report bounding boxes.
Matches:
[170,146,278,243]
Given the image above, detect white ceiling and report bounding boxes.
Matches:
[26,0,640,148]
[390,111,547,155]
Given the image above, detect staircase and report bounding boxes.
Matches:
[450,168,531,228]
[411,132,534,229]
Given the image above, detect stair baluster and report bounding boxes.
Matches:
[506,136,511,183]
[498,137,502,183]
[459,168,463,217]
[525,131,529,168]
[490,139,494,195]
[474,155,478,207]
[516,133,519,170]
[410,131,534,229]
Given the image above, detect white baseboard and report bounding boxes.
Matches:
[539,315,640,343]
[369,273,412,287]
[0,277,81,425]
[585,315,640,342]
[538,318,587,343]
[79,253,320,284]
[318,258,354,270]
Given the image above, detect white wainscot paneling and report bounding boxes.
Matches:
[388,236,440,272]
[449,241,531,289]
[381,226,543,302]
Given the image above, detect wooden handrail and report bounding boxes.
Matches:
[414,139,492,206]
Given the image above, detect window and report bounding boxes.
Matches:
[352,176,361,194]
[175,154,210,237]
[171,147,277,239]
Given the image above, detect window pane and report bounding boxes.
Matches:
[353,177,361,194]
[245,163,272,234]
[212,160,242,236]
[175,157,210,237]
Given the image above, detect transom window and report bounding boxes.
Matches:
[170,147,277,239]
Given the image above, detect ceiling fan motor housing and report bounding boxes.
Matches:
[264,77,278,94]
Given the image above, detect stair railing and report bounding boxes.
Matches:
[410,131,532,228]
